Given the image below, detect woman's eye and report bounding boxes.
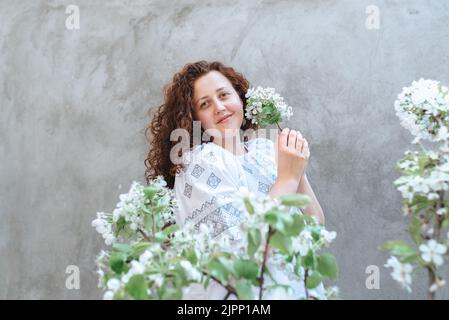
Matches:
[200,101,208,108]
[221,92,229,97]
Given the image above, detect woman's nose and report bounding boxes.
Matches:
[213,99,226,113]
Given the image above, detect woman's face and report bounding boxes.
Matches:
[192,71,244,139]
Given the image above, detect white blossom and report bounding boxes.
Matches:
[292,230,313,256]
[139,250,154,264]
[92,212,116,246]
[103,290,114,300]
[384,256,413,292]
[419,240,447,266]
[320,229,337,245]
[180,260,202,282]
[395,78,449,143]
[324,286,340,300]
[107,278,121,291]
[148,274,164,287]
[245,86,293,126]
[429,278,446,293]
[268,286,294,300]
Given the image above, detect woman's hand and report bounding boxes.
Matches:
[275,127,310,185]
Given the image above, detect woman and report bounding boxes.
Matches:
[144,60,325,299]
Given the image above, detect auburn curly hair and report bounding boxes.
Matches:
[144,60,259,189]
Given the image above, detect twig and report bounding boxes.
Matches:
[201,271,237,297]
[427,266,436,300]
[161,221,175,231]
[138,228,151,242]
[151,212,155,241]
[304,269,310,300]
[275,121,283,132]
[259,226,274,300]
[426,190,444,299]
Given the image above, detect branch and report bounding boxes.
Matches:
[259,226,274,300]
[426,190,445,299]
[275,121,283,132]
[201,271,237,298]
[138,228,151,242]
[426,266,436,300]
[304,269,310,300]
[161,220,175,231]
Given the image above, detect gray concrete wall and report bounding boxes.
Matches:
[1,0,449,299]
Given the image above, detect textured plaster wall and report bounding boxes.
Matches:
[1,0,449,299]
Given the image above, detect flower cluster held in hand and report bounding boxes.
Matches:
[245,86,293,128]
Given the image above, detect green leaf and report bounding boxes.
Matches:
[162,223,179,236]
[411,195,432,212]
[110,255,126,274]
[302,215,316,225]
[417,156,428,171]
[382,240,414,255]
[112,243,132,254]
[131,242,151,258]
[279,194,311,208]
[270,231,292,255]
[154,231,167,243]
[203,273,211,289]
[144,186,158,200]
[285,214,305,236]
[248,228,261,258]
[115,216,127,234]
[185,248,198,265]
[442,218,449,230]
[400,252,419,264]
[310,225,322,242]
[143,214,153,233]
[160,286,182,300]
[409,216,422,245]
[317,253,338,281]
[207,257,232,284]
[243,197,255,215]
[306,271,322,289]
[265,210,293,235]
[302,250,316,269]
[234,259,259,280]
[235,280,255,300]
[125,274,147,300]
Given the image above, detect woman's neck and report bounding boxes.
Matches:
[212,134,246,156]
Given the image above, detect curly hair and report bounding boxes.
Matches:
[144,60,259,189]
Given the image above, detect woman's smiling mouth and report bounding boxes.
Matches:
[217,113,233,124]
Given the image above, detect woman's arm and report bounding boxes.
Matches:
[297,173,325,225]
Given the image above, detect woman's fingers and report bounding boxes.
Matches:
[302,138,310,157]
[288,129,297,150]
[280,127,289,149]
[296,135,303,153]
[279,128,309,158]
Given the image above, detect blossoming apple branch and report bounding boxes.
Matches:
[383,79,449,299]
